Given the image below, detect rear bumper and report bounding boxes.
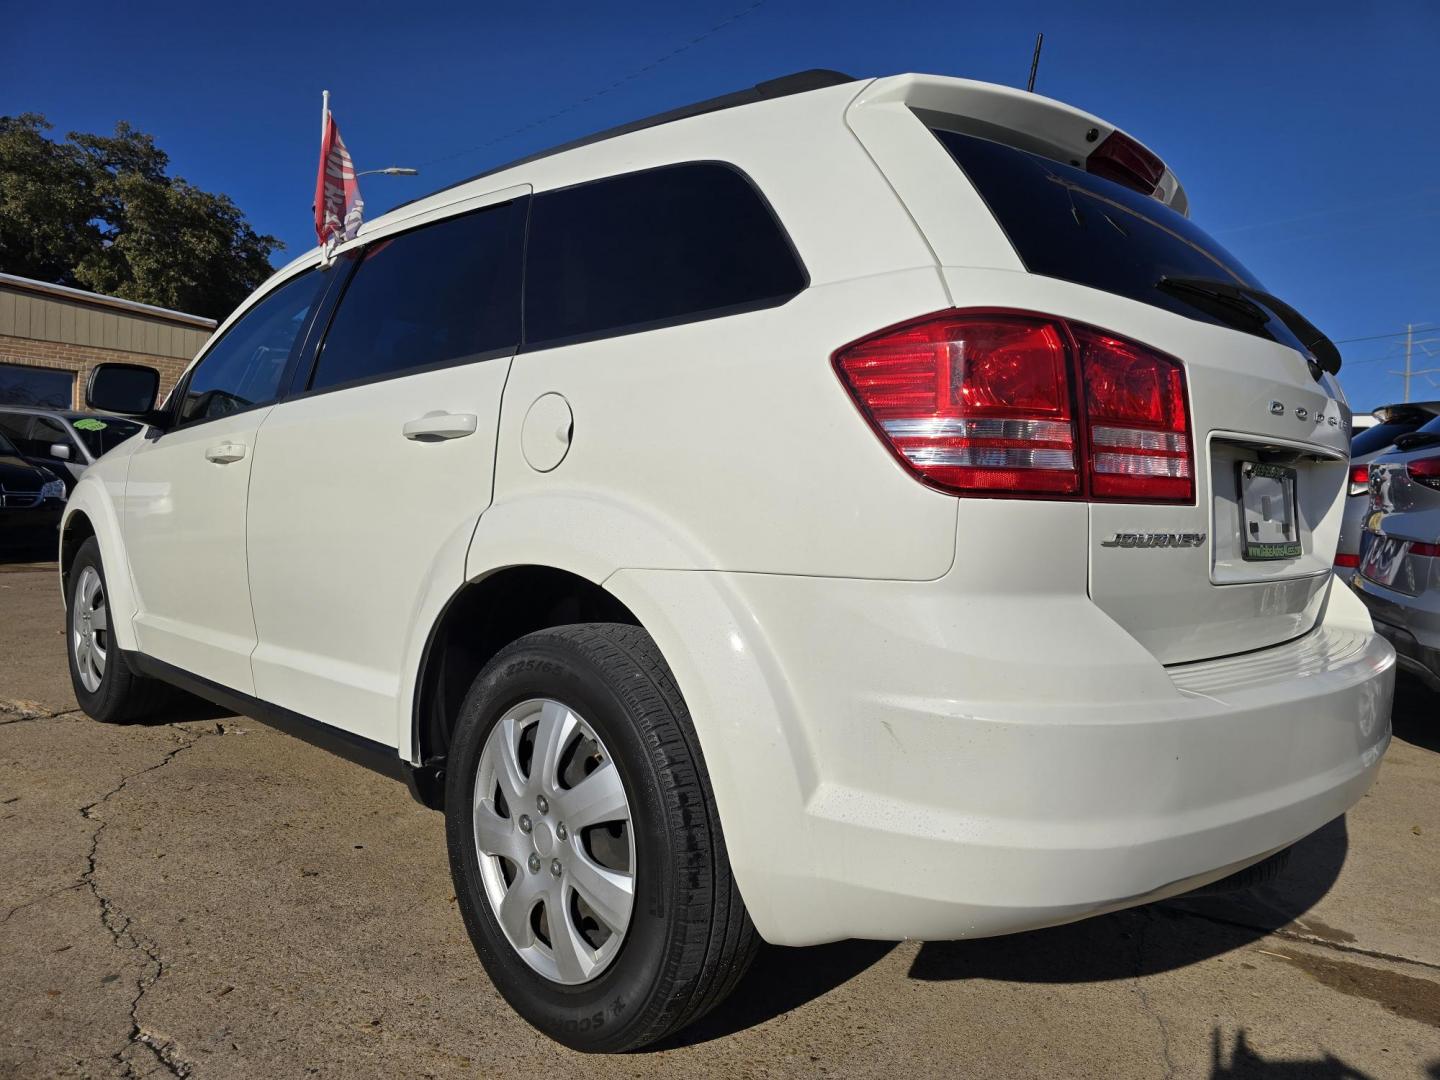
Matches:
[1351,573,1440,688]
[626,568,1395,946]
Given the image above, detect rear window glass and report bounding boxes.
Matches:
[1351,420,1424,457]
[524,162,806,348]
[311,200,526,392]
[928,127,1308,350]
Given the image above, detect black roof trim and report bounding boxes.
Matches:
[395,69,858,211]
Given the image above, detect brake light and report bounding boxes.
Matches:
[1334,552,1360,569]
[1348,464,1370,497]
[833,311,1193,503]
[1407,457,1440,491]
[1411,541,1440,558]
[1086,131,1165,198]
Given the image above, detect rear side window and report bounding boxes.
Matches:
[524,162,806,348]
[309,200,526,392]
[179,270,325,426]
[928,127,1310,350]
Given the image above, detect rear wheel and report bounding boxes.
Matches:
[444,623,756,1051]
[66,538,173,723]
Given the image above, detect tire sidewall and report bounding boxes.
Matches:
[444,638,679,1052]
[66,539,117,718]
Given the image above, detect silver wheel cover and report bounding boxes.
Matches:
[473,698,636,984]
[71,565,108,693]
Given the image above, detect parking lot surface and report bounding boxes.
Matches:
[2,556,1438,1079]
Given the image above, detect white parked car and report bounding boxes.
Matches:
[63,70,1394,1051]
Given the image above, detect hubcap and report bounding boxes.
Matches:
[71,566,108,693]
[472,698,635,985]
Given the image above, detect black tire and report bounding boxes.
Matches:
[444,623,757,1052]
[65,537,174,723]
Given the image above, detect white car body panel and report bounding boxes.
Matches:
[123,409,272,693]
[59,72,1394,951]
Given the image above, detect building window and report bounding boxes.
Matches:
[0,363,74,408]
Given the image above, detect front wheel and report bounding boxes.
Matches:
[443,623,756,1051]
[66,538,173,723]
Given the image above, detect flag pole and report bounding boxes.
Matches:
[322,89,329,138]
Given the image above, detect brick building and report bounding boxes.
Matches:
[0,273,215,410]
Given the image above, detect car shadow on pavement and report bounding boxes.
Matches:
[661,817,1350,1050]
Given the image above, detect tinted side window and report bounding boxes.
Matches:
[30,415,76,457]
[180,271,325,426]
[0,413,29,450]
[525,163,806,347]
[309,200,526,392]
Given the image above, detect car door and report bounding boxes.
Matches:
[123,267,328,693]
[245,189,528,745]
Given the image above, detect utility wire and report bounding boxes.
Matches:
[1334,325,1440,345]
[417,1,769,170]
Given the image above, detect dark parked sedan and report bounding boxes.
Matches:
[0,430,66,550]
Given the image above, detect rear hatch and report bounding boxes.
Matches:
[849,76,1351,664]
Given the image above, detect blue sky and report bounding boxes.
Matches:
[5,1,1438,410]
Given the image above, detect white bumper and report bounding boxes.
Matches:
[609,566,1394,946]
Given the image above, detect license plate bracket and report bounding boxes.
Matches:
[1237,461,1302,561]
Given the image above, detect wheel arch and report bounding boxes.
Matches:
[407,564,642,807]
[58,482,141,652]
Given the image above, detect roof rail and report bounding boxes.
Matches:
[395,69,858,210]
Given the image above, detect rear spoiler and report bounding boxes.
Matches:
[1374,401,1440,423]
[858,74,1188,215]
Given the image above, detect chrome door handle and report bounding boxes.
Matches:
[205,442,247,464]
[403,412,478,441]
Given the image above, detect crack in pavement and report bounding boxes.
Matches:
[1,881,86,926]
[0,704,84,725]
[1132,911,1177,1080]
[80,722,228,1079]
[1165,905,1440,974]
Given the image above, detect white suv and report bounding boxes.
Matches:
[63,71,1394,1051]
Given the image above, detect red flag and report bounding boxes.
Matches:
[313,110,364,247]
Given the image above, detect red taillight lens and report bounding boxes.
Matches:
[1334,552,1360,569]
[1407,457,1440,490]
[833,311,1192,502]
[1086,131,1165,197]
[1077,327,1192,501]
[1348,464,1370,497]
[833,314,1077,495]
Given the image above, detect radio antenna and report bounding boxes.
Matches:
[1026,32,1044,92]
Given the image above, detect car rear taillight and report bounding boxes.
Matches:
[1334,552,1360,569]
[1407,457,1440,491]
[1086,131,1165,198]
[1348,464,1370,497]
[833,310,1193,503]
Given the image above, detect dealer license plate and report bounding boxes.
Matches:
[1238,462,1301,561]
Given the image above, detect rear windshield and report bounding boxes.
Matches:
[928,127,1310,352]
[1352,419,1424,457]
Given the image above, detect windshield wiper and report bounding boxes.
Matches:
[1393,430,1440,451]
[1156,276,1341,376]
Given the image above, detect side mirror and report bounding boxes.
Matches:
[50,443,72,462]
[86,363,164,424]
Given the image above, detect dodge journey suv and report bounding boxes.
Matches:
[63,71,1394,1051]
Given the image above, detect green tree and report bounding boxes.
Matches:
[0,114,279,320]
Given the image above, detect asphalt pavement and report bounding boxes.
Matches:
[2,553,1437,1079]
